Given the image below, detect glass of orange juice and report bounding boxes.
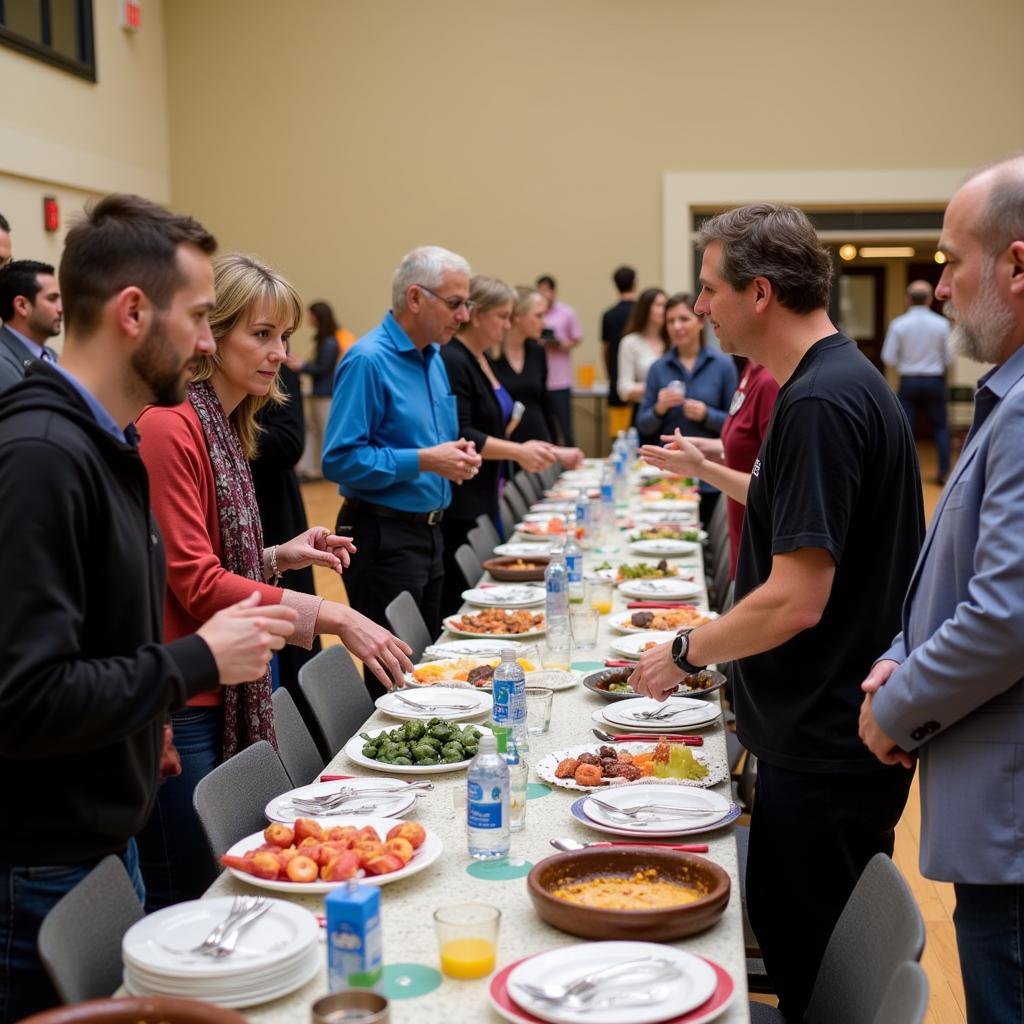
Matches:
[434,903,501,980]
[588,578,614,615]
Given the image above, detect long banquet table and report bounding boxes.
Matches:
[203,467,751,1023]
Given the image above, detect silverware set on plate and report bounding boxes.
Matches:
[390,691,479,714]
[185,896,270,959]
[585,795,708,820]
[288,780,434,815]
[515,956,683,1010]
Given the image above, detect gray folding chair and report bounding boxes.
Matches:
[539,463,560,490]
[474,513,501,553]
[298,643,376,757]
[749,853,926,1023]
[467,524,494,565]
[38,855,144,1004]
[711,538,732,611]
[513,470,541,505]
[705,493,728,557]
[872,962,929,1024]
[385,590,433,662]
[193,739,292,866]
[272,686,325,785]
[455,543,483,588]
[498,495,516,540]
[503,479,530,523]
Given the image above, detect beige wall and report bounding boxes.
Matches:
[163,0,1023,371]
[0,0,171,328]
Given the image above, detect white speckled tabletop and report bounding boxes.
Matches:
[203,474,751,1023]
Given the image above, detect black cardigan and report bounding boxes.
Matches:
[490,337,557,444]
[441,337,507,522]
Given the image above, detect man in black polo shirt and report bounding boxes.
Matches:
[601,264,636,413]
[629,204,924,1020]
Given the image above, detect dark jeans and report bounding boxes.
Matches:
[698,490,720,532]
[548,387,575,447]
[953,882,1024,1023]
[746,760,914,1021]
[335,504,444,698]
[0,841,143,1023]
[898,374,950,479]
[137,706,223,912]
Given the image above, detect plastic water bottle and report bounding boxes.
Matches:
[545,546,570,624]
[467,731,510,860]
[599,462,616,543]
[492,649,526,739]
[574,488,591,548]
[503,732,529,833]
[564,515,584,605]
[612,431,629,502]
[626,425,640,462]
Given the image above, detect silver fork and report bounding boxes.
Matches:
[188,895,255,955]
[515,957,681,1003]
[632,705,694,720]
[587,795,706,819]
[290,782,434,814]
[391,691,478,713]
[206,898,271,959]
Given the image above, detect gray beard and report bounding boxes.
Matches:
[946,270,1013,365]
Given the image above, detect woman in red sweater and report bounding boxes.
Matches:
[136,253,413,909]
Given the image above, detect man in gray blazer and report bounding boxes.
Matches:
[0,260,62,392]
[860,154,1024,1024]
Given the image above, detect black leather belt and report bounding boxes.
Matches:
[344,497,444,526]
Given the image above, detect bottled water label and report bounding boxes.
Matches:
[492,676,512,728]
[467,780,504,829]
[565,552,582,582]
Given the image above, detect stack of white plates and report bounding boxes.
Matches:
[122,897,319,1008]
[592,696,721,732]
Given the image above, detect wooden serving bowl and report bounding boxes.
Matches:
[482,555,550,582]
[17,996,248,1024]
[527,847,730,941]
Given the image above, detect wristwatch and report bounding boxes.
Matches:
[671,627,705,674]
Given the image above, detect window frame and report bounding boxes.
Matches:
[0,0,96,82]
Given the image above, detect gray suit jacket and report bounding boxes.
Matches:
[0,324,38,393]
[874,343,1024,885]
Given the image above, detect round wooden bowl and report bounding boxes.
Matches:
[527,847,731,941]
[482,555,550,582]
[17,996,249,1024]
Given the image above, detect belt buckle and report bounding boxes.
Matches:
[426,509,442,526]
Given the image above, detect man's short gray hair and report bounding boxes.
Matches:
[392,246,471,312]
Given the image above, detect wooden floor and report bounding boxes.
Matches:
[300,440,965,1023]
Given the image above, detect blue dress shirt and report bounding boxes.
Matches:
[51,363,126,443]
[637,347,737,439]
[321,312,458,513]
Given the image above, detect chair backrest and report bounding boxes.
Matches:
[705,494,728,552]
[871,961,929,1024]
[467,524,494,565]
[474,513,501,552]
[454,543,483,588]
[513,470,541,505]
[497,495,516,540]
[539,463,561,490]
[272,686,325,785]
[385,590,433,662]
[805,854,926,1024]
[298,643,376,756]
[711,539,732,611]
[503,480,530,523]
[38,855,144,1003]
[193,739,292,865]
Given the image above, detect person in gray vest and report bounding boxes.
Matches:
[0,259,62,391]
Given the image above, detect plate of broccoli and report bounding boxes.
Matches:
[344,719,486,774]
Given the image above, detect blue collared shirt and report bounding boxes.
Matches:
[636,346,738,439]
[881,305,952,376]
[321,312,458,512]
[51,363,127,443]
[6,325,55,363]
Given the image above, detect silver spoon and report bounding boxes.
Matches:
[550,837,710,852]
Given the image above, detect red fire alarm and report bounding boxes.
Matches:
[122,0,141,31]
[43,196,60,232]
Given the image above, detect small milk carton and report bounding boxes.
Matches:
[326,880,383,990]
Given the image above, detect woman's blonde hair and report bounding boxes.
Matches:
[458,274,516,336]
[512,285,545,321]
[192,253,303,459]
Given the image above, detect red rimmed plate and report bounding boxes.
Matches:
[489,953,735,1024]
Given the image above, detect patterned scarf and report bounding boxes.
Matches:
[187,380,277,759]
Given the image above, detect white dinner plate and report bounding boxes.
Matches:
[462,585,545,608]
[535,743,727,792]
[375,687,493,721]
[122,896,318,978]
[641,498,700,511]
[571,790,740,839]
[344,726,479,774]
[629,510,700,526]
[629,538,702,557]
[423,638,524,659]
[522,511,568,523]
[609,609,716,634]
[529,501,575,513]
[442,612,546,640]
[506,941,718,1024]
[591,702,721,732]
[618,578,705,600]
[494,541,561,557]
[607,631,675,660]
[223,815,442,893]
[513,524,570,541]
[583,784,734,833]
[265,777,417,823]
[404,656,499,688]
[602,695,721,729]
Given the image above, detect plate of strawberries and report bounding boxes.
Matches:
[219,815,441,894]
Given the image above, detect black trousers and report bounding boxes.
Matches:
[335,503,444,698]
[746,759,915,1021]
[548,387,575,447]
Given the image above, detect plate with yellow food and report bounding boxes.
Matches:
[404,655,537,689]
[443,608,546,639]
[609,607,715,634]
[535,741,727,792]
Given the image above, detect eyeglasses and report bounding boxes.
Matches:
[417,284,475,313]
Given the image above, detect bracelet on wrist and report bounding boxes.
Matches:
[269,544,282,584]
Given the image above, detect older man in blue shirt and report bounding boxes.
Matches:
[323,246,482,679]
[860,155,1024,1024]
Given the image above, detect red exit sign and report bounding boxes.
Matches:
[122,0,141,31]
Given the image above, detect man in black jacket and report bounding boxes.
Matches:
[0,194,298,1023]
